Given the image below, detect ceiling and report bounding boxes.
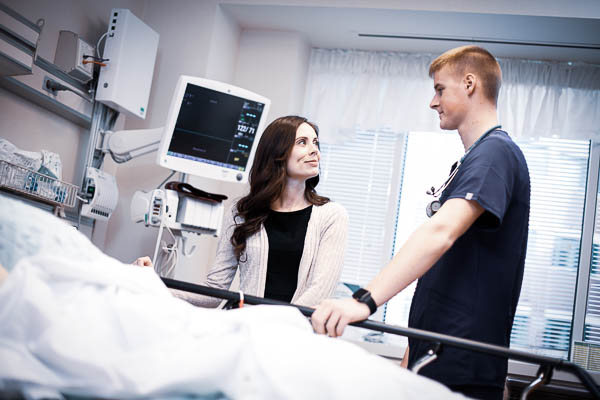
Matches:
[222,3,600,64]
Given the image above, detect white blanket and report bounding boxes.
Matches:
[0,198,466,399]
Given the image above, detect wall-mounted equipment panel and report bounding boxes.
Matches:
[95,9,159,120]
[0,2,41,76]
[0,56,94,128]
[0,4,92,127]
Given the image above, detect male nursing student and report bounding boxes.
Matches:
[311,45,530,400]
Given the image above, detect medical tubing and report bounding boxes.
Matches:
[161,277,600,399]
[96,32,108,58]
[151,220,165,268]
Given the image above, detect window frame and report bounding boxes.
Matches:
[572,142,600,352]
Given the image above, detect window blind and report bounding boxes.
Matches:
[511,138,589,359]
[318,131,403,295]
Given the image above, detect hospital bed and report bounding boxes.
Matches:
[0,194,598,400]
[163,277,600,400]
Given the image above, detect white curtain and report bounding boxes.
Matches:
[303,49,600,143]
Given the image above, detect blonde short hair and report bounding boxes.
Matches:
[429,45,502,105]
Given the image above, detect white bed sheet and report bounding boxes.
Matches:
[0,196,467,400]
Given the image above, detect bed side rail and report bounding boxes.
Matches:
[161,278,600,399]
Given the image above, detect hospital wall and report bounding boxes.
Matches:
[0,0,312,284]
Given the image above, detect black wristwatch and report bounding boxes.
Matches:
[352,288,377,315]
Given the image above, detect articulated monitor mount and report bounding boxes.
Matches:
[102,127,164,163]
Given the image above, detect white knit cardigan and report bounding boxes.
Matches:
[174,201,348,308]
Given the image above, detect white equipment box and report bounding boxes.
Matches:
[177,196,224,232]
[131,189,178,227]
[81,167,119,221]
[130,188,224,237]
[54,31,94,82]
[95,8,159,119]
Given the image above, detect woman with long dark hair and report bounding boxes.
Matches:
[165,115,348,307]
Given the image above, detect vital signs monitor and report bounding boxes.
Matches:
[157,76,271,183]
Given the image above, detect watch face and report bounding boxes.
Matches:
[353,288,367,300]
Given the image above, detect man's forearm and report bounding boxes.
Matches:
[308,198,484,338]
[365,198,484,306]
[365,218,454,306]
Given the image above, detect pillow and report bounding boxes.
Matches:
[0,196,102,271]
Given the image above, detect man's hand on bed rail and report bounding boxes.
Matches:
[311,298,370,338]
[132,256,153,268]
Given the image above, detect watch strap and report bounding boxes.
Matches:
[352,288,377,315]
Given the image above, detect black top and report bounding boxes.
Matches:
[408,130,531,388]
[264,206,313,302]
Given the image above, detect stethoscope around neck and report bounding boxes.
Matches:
[425,125,501,218]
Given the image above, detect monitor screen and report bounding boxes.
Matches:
[157,76,271,183]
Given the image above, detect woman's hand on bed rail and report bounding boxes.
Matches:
[400,346,409,368]
[132,256,153,268]
[311,298,370,338]
[0,263,7,286]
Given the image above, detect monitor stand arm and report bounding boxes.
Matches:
[101,127,165,163]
